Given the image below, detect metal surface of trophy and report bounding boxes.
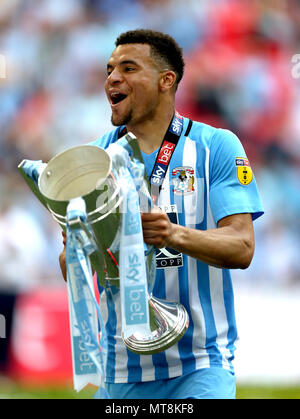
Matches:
[18,133,189,355]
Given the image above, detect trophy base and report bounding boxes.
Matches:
[123,295,189,355]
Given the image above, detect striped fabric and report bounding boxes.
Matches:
[90,117,264,383]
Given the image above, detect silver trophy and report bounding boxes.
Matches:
[18,133,189,354]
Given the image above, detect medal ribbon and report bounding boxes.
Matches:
[118,111,185,205]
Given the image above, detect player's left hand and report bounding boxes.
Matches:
[141,206,174,248]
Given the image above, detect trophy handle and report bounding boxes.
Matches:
[123,295,189,355]
[18,160,48,210]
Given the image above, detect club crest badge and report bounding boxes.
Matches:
[172,166,195,195]
[235,157,253,185]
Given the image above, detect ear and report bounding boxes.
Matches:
[159,70,177,92]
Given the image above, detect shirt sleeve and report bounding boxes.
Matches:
[209,128,264,224]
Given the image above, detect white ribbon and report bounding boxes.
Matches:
[106,143,153,341]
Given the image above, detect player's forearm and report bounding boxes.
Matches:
[167,223,254,270]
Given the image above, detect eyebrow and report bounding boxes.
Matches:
[106,59,139,71]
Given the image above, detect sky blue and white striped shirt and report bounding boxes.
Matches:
[90,116,264,383]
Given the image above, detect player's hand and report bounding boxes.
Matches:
[141,206,174,248]
[59,231,67,282]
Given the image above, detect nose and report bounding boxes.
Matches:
[107,67,123,84]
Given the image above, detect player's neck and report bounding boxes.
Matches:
[126,106,174,155]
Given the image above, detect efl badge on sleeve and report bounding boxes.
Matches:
[236,157,253,185]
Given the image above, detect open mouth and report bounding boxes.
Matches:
[110,92,127,105]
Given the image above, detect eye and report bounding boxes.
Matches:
[125,66,135,72]
[106,66,114,77]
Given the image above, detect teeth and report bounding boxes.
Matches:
[111,92,122,98]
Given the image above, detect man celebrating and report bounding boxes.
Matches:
[60,29,263,399]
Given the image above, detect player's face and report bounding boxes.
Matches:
[105,43,161,127]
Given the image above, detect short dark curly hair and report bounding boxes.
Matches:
[115,29,185,88]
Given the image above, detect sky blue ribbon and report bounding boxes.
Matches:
[66,202,109,399]
[106,142,156,340]
[107,142,156,292]
[20,159,45,184]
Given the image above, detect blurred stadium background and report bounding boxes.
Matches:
[0,0,300,399]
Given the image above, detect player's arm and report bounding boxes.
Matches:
[141,208,255,270]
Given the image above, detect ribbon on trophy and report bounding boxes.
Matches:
[106,142,154,342]
[65,197,109,396]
